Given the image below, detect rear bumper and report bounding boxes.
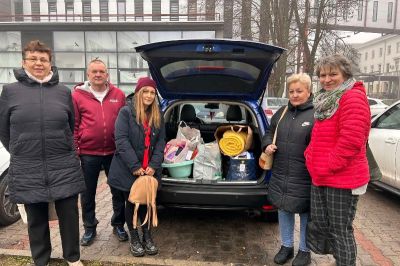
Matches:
[158,182,271,210]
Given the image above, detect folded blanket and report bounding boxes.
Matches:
[218,130,247,156]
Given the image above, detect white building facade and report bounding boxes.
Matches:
[333,0,400,34]
[0,0,224,92]
[356,34,400,99]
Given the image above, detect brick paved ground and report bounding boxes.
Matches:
[0,173,399,266]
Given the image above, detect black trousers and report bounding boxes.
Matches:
[25,195,80,266]
[117,189,148,232]
[80,154,125,230]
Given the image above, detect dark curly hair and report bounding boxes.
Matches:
[23,40,52,62]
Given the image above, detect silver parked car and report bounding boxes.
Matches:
[0,143,20,225]
[369,100,400,195]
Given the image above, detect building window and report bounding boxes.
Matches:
[388,45,391,55]
[48,1,57,21]
[31,0,41,21]
[397,42,400,53]
[377,64,381,73]
[365,52,368,60]
[364,66,367,73]
[170,0,179,21]
[99,0,109,21]
[117,0,126,21]
[65,1,74,22]
[14,0,24,21]
[82,1,91,21]
[395,59,399,71]
[188,0,197,21]
[372,1,378,22]
[357,0,363,20]
[371,50,375,59]
[312,0,319,16]
[135,0,144,21]
[152,0,161,21]
[386,63,390,72]
[388,2,393,23]
[370,65,374,73]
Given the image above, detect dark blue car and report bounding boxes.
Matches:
[136,39,284,220]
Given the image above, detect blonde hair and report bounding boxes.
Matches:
[134,89,161,129]
[287,73,312,92]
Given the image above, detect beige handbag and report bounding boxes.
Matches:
[128,175,158,229]
[259,106,288,170]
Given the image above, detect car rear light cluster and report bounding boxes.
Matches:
[264,109,273,116]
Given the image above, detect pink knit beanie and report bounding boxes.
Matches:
[135,77,157,93]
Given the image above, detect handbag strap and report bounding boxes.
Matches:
[272,106,288,145]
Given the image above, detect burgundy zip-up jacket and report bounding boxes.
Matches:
[72,82,126,156]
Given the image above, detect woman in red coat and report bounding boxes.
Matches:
[304,54,371,266]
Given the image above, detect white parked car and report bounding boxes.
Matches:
[368,100,400,195]
[0,142,20,225]
[368,97,388,117]
[261,97,289,122]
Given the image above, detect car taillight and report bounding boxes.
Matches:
[262,205,275,211]
[264,109,273,115]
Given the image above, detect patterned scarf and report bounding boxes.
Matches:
[313,78,356,120]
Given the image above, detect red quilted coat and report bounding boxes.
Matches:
[304,82,371,189]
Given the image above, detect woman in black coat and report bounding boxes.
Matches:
[261,73,314,266]
[108,77,165,257]
[0,40,85,266]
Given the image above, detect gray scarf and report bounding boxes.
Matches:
[313,78,356,120]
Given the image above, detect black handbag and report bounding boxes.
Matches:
[366,142,382,182]
[306,220,333,255]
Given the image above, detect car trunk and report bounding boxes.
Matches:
[162,101,266,184]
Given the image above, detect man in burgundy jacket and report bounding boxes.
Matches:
[72,59,127,246]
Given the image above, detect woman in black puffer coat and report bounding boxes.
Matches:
[261,73,314,266]
[0,40,85,266]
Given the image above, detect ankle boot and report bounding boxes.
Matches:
[274,245,294,265]
[129,229,145,257]
[142,227,158,255]
[292,250,311,266]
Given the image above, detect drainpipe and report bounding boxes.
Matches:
[364,0,368,28]
[394,0,398,31]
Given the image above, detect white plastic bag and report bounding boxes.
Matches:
[176,121,201,141]
[193,141,222,180]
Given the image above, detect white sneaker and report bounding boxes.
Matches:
[67,260,84,266]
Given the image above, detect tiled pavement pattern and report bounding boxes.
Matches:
[0,173,399,266]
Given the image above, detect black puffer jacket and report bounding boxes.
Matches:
[262,97,314,213]
[107,101,165,192]
[0,68,85,204]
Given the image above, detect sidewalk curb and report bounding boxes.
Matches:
[0,248,229,266]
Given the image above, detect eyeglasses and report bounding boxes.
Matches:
[24,57,50,64]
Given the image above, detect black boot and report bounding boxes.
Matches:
[292,250,311,266]
[142,227,158,255]
[274,245,294,265]
[129,229,145,257]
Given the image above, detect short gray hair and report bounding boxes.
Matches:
[287,73,312,92]
[315,54,353,79]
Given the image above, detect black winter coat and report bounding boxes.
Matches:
[262,97,314,213]
[0,68,85,204]
[107,102,166,192]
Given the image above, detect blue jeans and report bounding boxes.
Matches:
[278,209,309,252]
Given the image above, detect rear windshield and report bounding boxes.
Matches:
[183,102,246,124]
[159,60,261,94]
